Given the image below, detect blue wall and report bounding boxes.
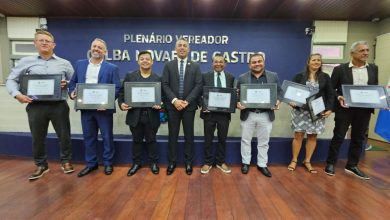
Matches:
[49,18,312,80]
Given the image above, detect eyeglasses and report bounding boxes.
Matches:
[36,39,53,44]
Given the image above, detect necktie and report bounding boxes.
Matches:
[217,72,222,88]
[179,60,184,98]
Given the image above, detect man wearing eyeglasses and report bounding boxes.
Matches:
[6,30,75,180]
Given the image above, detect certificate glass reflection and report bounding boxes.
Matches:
[75,83,115,110]
[284,86,310,104]
[342,85,389,108]
[27,79,55,96]
[202,86,236,113]
[246,89,270,104]
[131,87,155,103]
[240,84,277,109]
[81,89,108,104]
[281,80,319,107]
[350,90,380,104]
[307,95,326,122]
[20,74,62,101]
[311,97,326,115]
[208,92,231,108]
[125,82,161,107]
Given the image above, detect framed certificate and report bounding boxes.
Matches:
[124,82,161,107]
[202,86,236,113]
[342,85,389,108]
[20,74,62,101]
[306,95,326,122]
[281,80,319,107]
[75,83,116,110]
[240,83,277,109]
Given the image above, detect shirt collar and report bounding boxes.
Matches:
[37,53,57,60]
[178,57,188,64]
[214,70,224,76]
[89,58,103,66]
[349,61,368,68]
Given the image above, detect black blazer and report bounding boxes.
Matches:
[118,70,161,129]
[331,63,378,113]
[200,71,235,120]
[292,71,334,111]
[161,59,202,111]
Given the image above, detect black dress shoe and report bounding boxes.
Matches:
[151,163,159,175]
[257,166,272,177]
[324,163,335,176]
[185,164,193,175]
[127,164,141,176]
[241,164,249,174]
[345,166,370,180]
[104,165,114,175]
[166,163,176,175]
[78,166,98,177]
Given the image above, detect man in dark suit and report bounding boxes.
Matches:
[236,53,282,177]
[68,38,121,177]
[200,54,235,174]
[325,41,378,180]
[161,38,202,175]
[118,51,162,176]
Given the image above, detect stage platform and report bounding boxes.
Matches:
[0,132,353,165]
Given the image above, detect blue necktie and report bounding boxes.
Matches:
[179,60,184,98]
[217,72,222,88]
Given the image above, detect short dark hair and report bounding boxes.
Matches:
[138,50,153,60]
[212,53,226,62]
[249,52,265,63]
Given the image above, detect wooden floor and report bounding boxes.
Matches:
[0,141,389,220]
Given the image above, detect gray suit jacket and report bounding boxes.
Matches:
[200,71,235,120]
[161,59,202,111]
[237,70,282,122]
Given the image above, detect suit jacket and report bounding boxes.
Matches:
[161,59,202,111]
[331,63,378,113]
[292,71,334,111]
[200,71,235,120]
[117,70,161,129]
[68,59,121,113]
[237,70,283,122]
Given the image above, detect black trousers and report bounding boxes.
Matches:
[26,101,72,167]
[203,113,230,166]
[326,107,371,166]
[167,109,195,164]
[129,111,159,164]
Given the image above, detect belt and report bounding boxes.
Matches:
[140,109,149,115]
[249,109,268,113]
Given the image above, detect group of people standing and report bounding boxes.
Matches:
[6,30,378,181]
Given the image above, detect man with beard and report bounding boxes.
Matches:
[236,53,282,177]
[68,38,121,177]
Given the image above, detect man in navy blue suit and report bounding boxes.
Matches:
[68,38,121,177]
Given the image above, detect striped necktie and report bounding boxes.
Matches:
[179,60,184,98]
